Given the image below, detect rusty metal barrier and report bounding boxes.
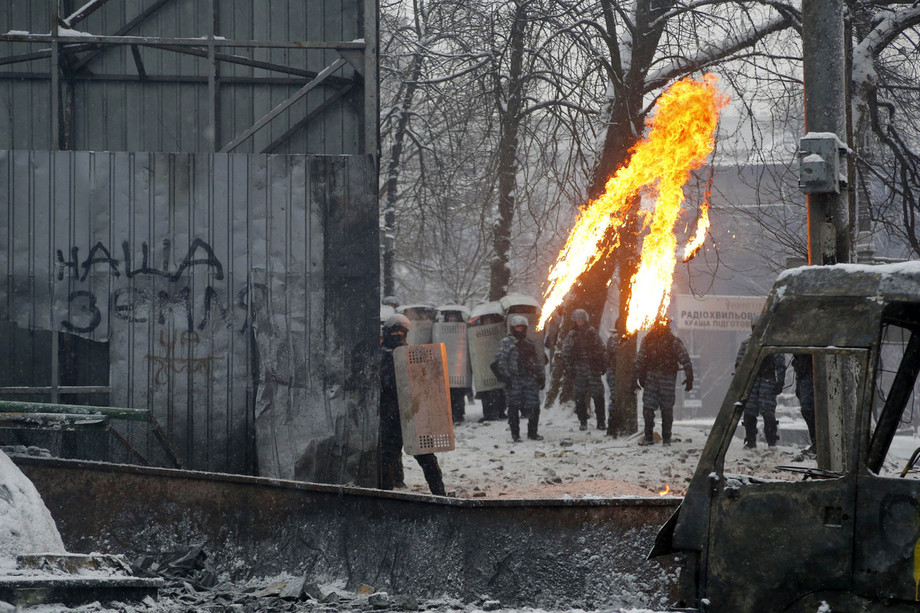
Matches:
[13,456,681,609]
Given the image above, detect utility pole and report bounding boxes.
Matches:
[801,0,851,265]
[800,0,854,471]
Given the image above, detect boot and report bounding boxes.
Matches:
[418,455,445,496]
[743,414,758,449]
[642,421,655,445]
[510,423,521,443]
[527,418,543,441]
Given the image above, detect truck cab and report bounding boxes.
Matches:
[653,262,920,611]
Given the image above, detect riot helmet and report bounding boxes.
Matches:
[572,308,589,324]
[383,314,411,348]
[384,313,411,334]
[510,314,529,339]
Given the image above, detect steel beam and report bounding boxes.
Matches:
[61,0,118,28]
[263,84,355,153]
[2,33,366,51]
[220,58,348,152]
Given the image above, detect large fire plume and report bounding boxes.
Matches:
[537,75,728,333]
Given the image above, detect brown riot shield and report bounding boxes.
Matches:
[467,322,504,393]
[432,321,471,388]
[393,343,455,455]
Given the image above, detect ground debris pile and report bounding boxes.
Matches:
[131,544,218,590]
[13,574,538,612]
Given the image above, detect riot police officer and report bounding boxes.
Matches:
[379,314,446,495]
[635,318,693,446]
[735,316,785,448]
[494,315,545,442]
[561,308,606,431]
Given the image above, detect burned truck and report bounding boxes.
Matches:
[653,262,920,611]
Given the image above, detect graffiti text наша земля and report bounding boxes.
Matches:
[56,238,237,333]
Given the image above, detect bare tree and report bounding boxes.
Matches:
[537,0,800,433]
[850,4,920,259]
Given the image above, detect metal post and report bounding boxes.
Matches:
[207,0,219,151]
[802,0,853,468]
[51,331,60,404]
[802,0,850,265]
[50,0,61,149]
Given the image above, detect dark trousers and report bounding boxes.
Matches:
[450,388,466,422]
[509,403,540,439]
[381,394,445,495]
[480,389,506,420]
[575,394,606,427]
[743,411,778,446]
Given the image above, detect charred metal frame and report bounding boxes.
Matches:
[15,454,680,608]
[0,0,378,155]
[654,263,920,611]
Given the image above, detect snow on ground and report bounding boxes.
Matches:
[400,397,920,498]
[399,398,798,498]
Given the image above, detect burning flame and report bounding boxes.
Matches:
[659,484,670,496]
[537,75,728,333]
[683,193,710,261]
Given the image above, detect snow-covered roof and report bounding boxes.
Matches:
[775,261,920,303]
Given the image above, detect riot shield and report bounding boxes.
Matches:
[432,321,471,388]
[393,343,455,455]
[467,322,504,393]
[406,320,433,345]
[398,305,436,345]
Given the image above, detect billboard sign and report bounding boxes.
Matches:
[674,295,766,331]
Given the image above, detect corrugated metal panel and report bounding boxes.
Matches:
[0,0,371,155]
[0,150,379,484]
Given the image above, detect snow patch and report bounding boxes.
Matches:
[0,449,66,563]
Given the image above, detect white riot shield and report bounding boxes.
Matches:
[393,344,455,455]
[406,320,433,345]
[468,322,504,393]
[432,322,471,388]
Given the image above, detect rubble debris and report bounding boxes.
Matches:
[279,575,308,600]
[130,545,218,591]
